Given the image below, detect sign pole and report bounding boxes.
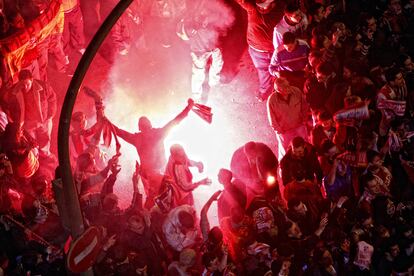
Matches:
[56,0,133,274]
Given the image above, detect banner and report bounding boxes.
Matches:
[0,0,64,79]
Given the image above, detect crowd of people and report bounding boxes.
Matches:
[0,0,414,275]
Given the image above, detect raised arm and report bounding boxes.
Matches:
[200,190,222,241]
[111,123,136,145]
[162,99,194,134]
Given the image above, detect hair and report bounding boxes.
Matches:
[311,34,328,49]
[178,211,195,229]
[398,54,411,67]
[320,139,335,154]
[76,152,94,171]
[291,136,305,148]
[287,198,301,210]
[202,252,217,268]
[360,171,376,188]
[366,149,381,163]
[208,226,223,244]
[309,3,323,16]
[285,3,300,14]
[385,66,402,83]
[316,61,335,76]
[318,111,332,122]
[72,111,85,122]
[18,69,33,81]
[282,31,296,45]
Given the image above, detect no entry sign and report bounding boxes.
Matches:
[67,226,103,273]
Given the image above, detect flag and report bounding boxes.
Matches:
[192,103,213,124]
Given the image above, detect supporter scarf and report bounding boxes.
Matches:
[334,101,370,125]
[377,99,406,116]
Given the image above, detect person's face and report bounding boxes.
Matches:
[274,77,290,94]
[73,116,87,131]
[343,67,352,80]
[321,118,334,130]
[86,159,97,174]
[22,78,33,92]
[367,179,380,194]
[316,71,329,83]
[208,258,220,271]
[136,265,148,276]
[362,217,374,231]
[286,10,303,24]
[337,160,347,176]
[314,6,324,21]
[389,0,402,14]
[393,72,405,87]
[130,217,145,234]
[404,57,414,72]
[294,202,307,216]
[287,222,302,238]
[280,260,291,275]
[390,244,400,257]
[309,55,320,69]
[322,36,332,49]
[324,146,337,160]
[340,238,350,253]
[366,17,377,32]
[371,155,383,169]
[284,41,297,52]
[386,199,396,216]
[292,145,304,159]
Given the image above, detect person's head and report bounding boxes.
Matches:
[76,152,96,173]
[18,70,33,93]
[388,0,402,14]
[138,116,152,132]
[361,13,377,33]
[218,168,232,187]
[102,193,119,212]
[255,0,275,14]
[31,174,48,197]
[318,111,334,130]
[385,67,405,88]
[274,76,290,94]
[285,220,302,239]
[362,172,381,194]
[366,150,383,171]
[288,199,307,216]
[178,210,195,233]
[311,34,331,50]
[309,3,324,22]
[316,61,335,83]
[308,50,323,69]
[291,136,306,159]
[282,32,297,52]
[386,238,400,257]
[9,11,25,29]
[320,139,337,159]
[399,54,414,72]
[128,214,146,234]
[4,122,24,143]
[208,226,223,245]
[284,3,303,24]
[170,144,187,164]
[179,248,196,268]
[71,112,87,131]
[343,59,360,80]
[202,253,220,272]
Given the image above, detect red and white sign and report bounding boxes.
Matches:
[67,226,103,273]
